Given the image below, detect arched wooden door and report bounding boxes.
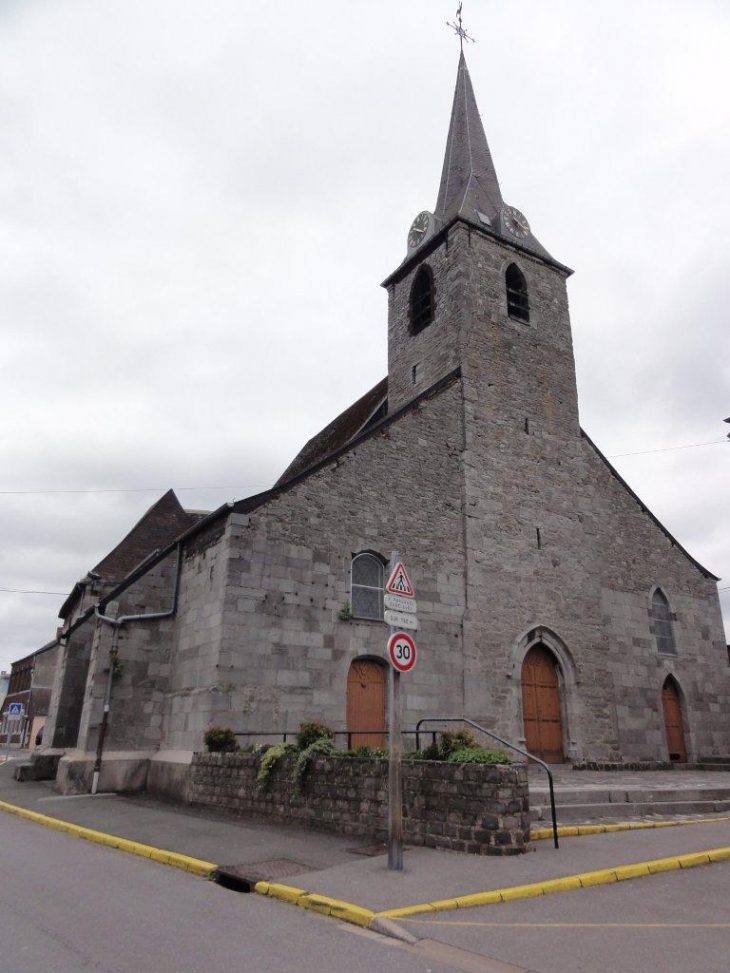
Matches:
[662,677,687,762]
[521,644,565,763]
[346,659,386,749]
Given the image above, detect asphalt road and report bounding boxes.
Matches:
[397,859,730,973]
[1,812,463,973]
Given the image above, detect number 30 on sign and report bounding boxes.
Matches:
[387,631,418,673]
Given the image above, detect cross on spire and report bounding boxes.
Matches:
[446,3,475,51]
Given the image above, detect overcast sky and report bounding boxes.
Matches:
[1,0,728,674]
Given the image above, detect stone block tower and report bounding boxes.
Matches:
[380,52,726,762]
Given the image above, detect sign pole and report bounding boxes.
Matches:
[387,551,404,871]
[388,666,404,870]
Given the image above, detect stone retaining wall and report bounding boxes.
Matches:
[188,753,529,855]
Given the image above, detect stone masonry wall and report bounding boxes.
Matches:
[386,219,729,763]
[210,376,467,742]
[188,752,529,855]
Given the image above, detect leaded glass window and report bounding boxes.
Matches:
[351,553,384,620]
[652,589,676,655]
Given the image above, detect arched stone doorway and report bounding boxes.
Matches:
[662,676,687,762]
[346,658,386,749]
[521,644,565,763]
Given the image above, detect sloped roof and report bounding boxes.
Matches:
[92,489,203,582]
[275,377,388,486]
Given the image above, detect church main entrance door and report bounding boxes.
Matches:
[521,644,564,763]
[662,677,687,762]
[346,659,386,749]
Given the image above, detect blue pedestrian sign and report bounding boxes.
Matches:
[7,703,24,720]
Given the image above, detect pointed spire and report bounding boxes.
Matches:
[432,52,560,266]
[434,52,503,228]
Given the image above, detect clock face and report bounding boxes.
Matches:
[408,211,432,249]
[502,206,530,239]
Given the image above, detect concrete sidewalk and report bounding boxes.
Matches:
[2,755,730,932]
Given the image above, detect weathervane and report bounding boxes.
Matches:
[446,3,475,51]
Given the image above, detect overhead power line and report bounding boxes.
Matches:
[0,587,68,596]
[0,485,268,496]
[0,439,726,498]
[609,439,729,459]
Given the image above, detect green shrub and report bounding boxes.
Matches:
[412,730,511,764]
[296,720,334,751]
[438,729,478,758]
[292,735,337,795]
[255,742,297,791]
[204,726,238,753]
[447,747,512,765]
[343,745,389,759]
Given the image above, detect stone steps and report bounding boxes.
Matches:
[530,799,730,823]
[529,776,730,824]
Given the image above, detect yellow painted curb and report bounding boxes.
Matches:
[0,799,217,877]
[254,880,375,928]
[531,814,730,841]
[376,844,730,921]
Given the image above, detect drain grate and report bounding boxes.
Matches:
[211,858,310,893]
[346,843,389,857]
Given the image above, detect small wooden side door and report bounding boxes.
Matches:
[521,645,565,763]
[662,678,687,762]
[346,659,386,748]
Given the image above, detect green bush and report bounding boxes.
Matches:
[255,742,297,791]
[447,747,512,765]
[204,726,238,753]
[412,730,511,765]
[292,735,337,795]
[296,720,334,750]
[438,729,478,758]
[343,745,389,759]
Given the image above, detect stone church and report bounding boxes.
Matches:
[42,53,729,795]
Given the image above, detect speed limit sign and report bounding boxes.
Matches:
[387,631,417,673]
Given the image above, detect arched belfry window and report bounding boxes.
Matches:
[652,589,676,655]
[350,552,385,620]
[506,263,530,323]
[410,265,435,335]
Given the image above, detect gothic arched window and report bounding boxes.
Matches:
[410,265,435,335]
[350,552,385,620]
[652,589,676,655]
[506,263,530,322]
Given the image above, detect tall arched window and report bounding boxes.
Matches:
[350,552,384,620]
[409,265,435,335]
[652,589,676,655]
[506,263,530,322]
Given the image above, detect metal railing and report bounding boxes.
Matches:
[415,717,560,849]
[234,730,414,750]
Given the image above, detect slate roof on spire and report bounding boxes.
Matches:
[433,52,559,266]
[435,52,503,227]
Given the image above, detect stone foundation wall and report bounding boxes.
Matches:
[188,753,529,855]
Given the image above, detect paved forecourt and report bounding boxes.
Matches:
[2,755,730,947]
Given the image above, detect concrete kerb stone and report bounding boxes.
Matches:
[0,799,217,878]
[377,846,730,921]
[4,794,730,945]
[531,814,730,841]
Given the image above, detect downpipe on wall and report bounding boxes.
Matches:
[91,544,183,795]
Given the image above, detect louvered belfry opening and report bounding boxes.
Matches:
[506,263,530,322]
[410,265,435,335]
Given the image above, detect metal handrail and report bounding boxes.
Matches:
[234,730,415,750]
[414,717,559,849]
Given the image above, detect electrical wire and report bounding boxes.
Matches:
[609,439,728,459]
[0,587,68,595]
[0,438,726,497]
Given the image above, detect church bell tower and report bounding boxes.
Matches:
[383,53,580,450]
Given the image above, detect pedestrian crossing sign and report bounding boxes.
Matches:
[386,561,415,598]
